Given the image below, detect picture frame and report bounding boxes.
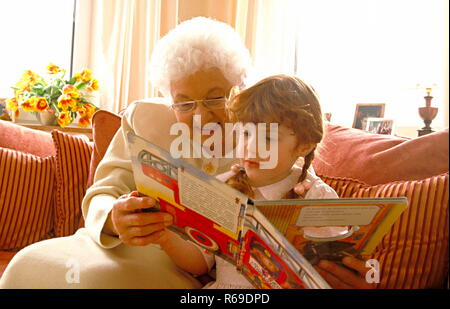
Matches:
[352,103,385,129]
[365,117,395,135]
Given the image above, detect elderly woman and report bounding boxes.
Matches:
[0,17,366,289]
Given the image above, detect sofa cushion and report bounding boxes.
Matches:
[356,174,449,289]
[0,120,56,157]
[0,148,55,250]
[51,130,93,237]
[317,175,365,197]
[87,110,122,188]
[320,173,449,289]
[314,123,449,185]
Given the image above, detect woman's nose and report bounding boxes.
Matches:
[193,101,207,114]
[193,101,213,121]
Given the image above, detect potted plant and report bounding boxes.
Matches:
[6,63,99,128]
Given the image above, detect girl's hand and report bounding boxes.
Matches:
[111,191,173,246]
[230,163,243,174]
[231,163,313,197]
[293,179,313,197]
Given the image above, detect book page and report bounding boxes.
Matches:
[296,205,380,226]
[179,169,241,234]
[126,131,245,265]
[238,206,331,289]
[254,198,407,259]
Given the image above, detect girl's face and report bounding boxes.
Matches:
[170,67,233,152]
[241,124,312,188]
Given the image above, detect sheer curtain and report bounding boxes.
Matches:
[74,0,258,113]
[236,0,449,133]
[292,0,449,132]
[73,0,448,132]
[231,0,447,132]
[73,0,177,113]
[243,0,299,84]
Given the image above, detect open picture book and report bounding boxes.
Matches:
[126,131,408,289]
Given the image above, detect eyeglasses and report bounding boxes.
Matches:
[171,97,227,112]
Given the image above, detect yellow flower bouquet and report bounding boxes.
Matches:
[6,63,99,128]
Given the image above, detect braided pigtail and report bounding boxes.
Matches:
[283,148,316,199]
[299,148,316,183]
[225,168,255,198]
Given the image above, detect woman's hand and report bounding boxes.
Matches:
[110,191,173,246]
[314,256,374,289]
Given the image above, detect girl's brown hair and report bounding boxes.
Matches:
[225,74,324,199]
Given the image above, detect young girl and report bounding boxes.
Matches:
[198,74,341,289]
[155,74,341,288]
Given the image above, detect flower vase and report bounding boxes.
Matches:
[36,110,57,126]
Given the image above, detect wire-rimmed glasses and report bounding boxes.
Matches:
[170,97,227,112]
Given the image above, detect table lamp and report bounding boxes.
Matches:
[417,87,438,136]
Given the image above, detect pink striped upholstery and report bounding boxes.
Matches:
[317,176,365,197]
[0,119,56,158]
[51,131,93,237]
[320,173,449,288]
[0,148,55,250]
[87,110,121,188]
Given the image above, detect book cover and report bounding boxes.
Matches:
[126,131,408,289]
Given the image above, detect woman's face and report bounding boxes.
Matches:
[170,67,233,151]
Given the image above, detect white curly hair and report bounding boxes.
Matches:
[149,17,252,99]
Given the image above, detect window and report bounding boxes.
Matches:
[292,0,447,131]
[0,0,76,98]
